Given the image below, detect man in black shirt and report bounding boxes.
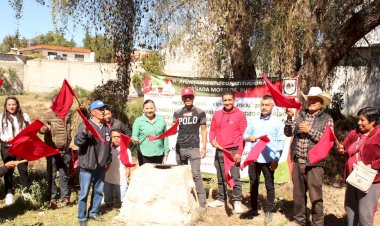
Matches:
[173,87,207,209]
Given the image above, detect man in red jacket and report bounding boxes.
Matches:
[208,91,247,214]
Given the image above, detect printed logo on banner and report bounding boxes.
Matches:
[283,79,298,97]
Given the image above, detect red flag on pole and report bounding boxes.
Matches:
[51,79,75,121]
[0,79,3,88]
[308,124,336,164]
[120,133,136,167]
[240,135,271,170]
[76,108,105,143]
[7,120,61,161]
[262,74,302,109]
[221,148,236,188]
[148,119,179,141]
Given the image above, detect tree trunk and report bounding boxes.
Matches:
[298,0,380,92]
[229,34,256,79]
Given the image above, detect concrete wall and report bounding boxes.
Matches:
[24,59,117,92]
[330,66,379,116]
[23,59,141,97]
[328,47,380,116]
[0,53,25,81]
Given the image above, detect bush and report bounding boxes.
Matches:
[132,72,145,88]
[49,85,89,101]
[325,92,344,121]
[126,97,143,125]
[29,179,49,206]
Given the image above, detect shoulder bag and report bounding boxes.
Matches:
[346,137,377,193]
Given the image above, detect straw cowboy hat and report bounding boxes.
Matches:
[302,87,331,107]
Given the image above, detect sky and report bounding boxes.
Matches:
[0,1,85,47]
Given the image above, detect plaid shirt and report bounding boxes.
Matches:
[285,110,334,163]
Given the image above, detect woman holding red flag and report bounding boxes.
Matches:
[132,99,169,165]
[338,107,380,226]
[0,96,31,205]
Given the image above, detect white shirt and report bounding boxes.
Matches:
[105,146,132,185]
[0,112,31,142]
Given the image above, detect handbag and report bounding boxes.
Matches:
[346,137,377,193]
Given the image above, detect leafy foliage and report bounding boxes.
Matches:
[83,32,114,63]
[132,72,146,90]
[0,67,24,95]
[141,51,165,75]
[0,33,28,53]
[50,85,89,100]
[31,31,76,47]
[326,92,345,121]
[7,0,380,96]
[23,52,47,59]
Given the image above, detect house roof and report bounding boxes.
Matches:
[19,45,91,53]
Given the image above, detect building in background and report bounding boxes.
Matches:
[19,45,95,63]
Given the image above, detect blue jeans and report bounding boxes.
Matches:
[78,168,105,222]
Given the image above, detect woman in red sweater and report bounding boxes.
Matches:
[338,107,380,226]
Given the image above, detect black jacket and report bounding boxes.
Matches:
[110,118,132,137]
[74,120,111,170]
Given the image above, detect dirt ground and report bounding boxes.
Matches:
[194,182,379,226]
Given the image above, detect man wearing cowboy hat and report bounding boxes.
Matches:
[284,87,334,226]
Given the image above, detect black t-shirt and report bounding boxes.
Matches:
[173,106,206,148]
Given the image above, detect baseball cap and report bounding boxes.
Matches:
[181,87,195,97]
[90,100,108,110]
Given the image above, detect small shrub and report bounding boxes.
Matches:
[7,68,17,79]
[49,85,89,101]
[126,97,143,125]
[0,67,5,76]
[132,72,145,88]
[24,52,47,59]
[29,179,49,206]
[325,92,344,121]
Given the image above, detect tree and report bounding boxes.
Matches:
[82,32,115,63]
[8,0,380,103]
[0,33,28,53]
[31,31,76,47]
[151,0,380,90]
[141,51,165,75]
[259,0,380,90]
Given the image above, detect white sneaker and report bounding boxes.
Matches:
[5,193,13,205]
[22,192,32,201]
[208,199,224,208]
[234,201,244,214]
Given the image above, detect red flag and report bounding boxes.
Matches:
[0,79,3,88]
[241,135,271,170]
[144,75,152,94]
[262,74,302,109]
[7,120,61,161]
[76,108,105,143]
[221,148,236,188]
[148,119,179,141]
[120,133,136,167]
[51,79,75,121]
[308,125,336,164]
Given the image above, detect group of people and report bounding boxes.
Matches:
[131,87,379,226]
[0,85,379,226]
